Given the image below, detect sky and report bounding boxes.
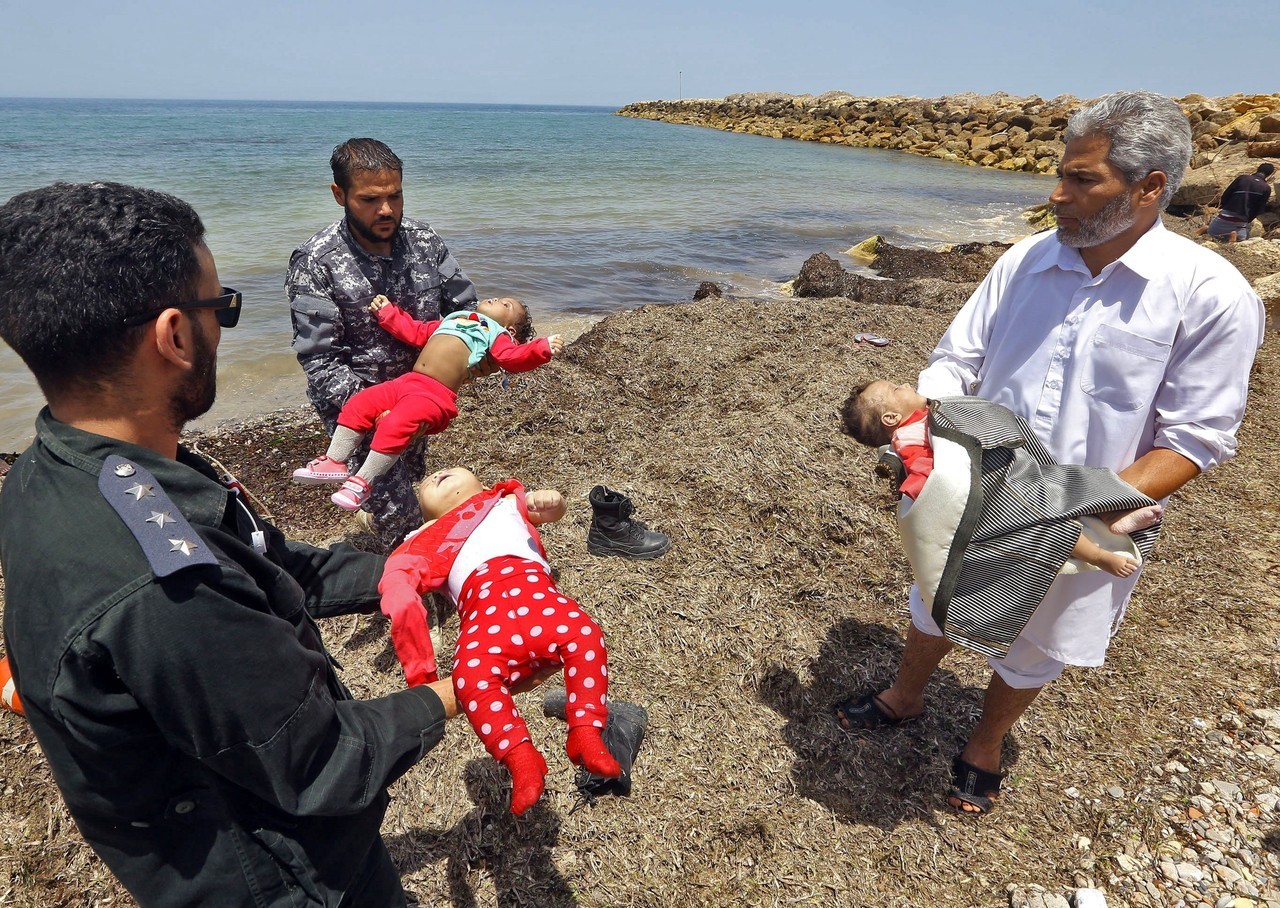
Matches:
[0,0,1275,107]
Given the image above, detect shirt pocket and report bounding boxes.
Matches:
[289,295,341,358]
[1079,324,1170,411]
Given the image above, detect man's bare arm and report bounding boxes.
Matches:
[1117,447,1202,501]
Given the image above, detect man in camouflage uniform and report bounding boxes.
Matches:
[287,138,478,543]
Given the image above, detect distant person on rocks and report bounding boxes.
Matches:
[0,181,464,907]
[293,294,563,511]
[1196,162,1275,243]
[378,466,622,815]
[834,91,1264,816]
[286,137,479,544]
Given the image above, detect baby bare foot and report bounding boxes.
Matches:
[1096,551,1140,578]
[1107,503,1163,535]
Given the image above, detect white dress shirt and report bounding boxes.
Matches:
[913,219,1264,665]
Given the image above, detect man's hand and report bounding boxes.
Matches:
[425,678,461,719]
[510,664,563,694]
[547,334,565,356]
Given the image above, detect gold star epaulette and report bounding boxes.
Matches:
[98,455,219,577]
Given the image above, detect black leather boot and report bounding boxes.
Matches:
[587,486,671,559]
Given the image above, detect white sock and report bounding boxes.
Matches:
[326,426,364,463]
[356,451,400,484]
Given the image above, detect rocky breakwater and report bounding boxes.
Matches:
[789,218,1280,326]
[619,91,1071,174]
[618,92,1280,224]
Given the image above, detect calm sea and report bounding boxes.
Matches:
[0,98,1055,450]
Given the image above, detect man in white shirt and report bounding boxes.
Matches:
[835,91,1265,814]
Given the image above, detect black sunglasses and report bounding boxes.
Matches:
[122,287,242,328]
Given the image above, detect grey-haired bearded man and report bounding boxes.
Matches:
[835,91,1265,815]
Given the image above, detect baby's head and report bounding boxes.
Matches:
[417,467,486,520]
[477,297,535,343]
[839,380,929,447]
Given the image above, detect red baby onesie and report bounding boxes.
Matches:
[378,481,610,767]
[892,407,934,501]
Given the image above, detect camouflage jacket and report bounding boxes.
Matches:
[285,217,478,424]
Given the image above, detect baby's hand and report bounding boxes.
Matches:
[526,489,566,525]
[547,335,565,356]
[369,295,391,312]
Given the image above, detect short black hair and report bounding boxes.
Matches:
[330,138,403,191]
[0,181,205,400]
[838,382,890,447]
[1258,163,1276,178]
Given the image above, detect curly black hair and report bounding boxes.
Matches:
[509,303,536,344]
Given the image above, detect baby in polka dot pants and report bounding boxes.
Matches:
[378,467,621,815]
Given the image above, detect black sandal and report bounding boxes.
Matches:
[949,755,1004,814]
[832,691,917,730]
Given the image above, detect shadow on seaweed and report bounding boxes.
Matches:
[388,759,577,908]
[758,616,1021,828]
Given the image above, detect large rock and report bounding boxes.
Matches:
[1215,237,1280,280]
[1249,138,1280,158]
[790,240,1015,314]
[872,239,1010,282]
[793,253,857,298]
[1252,272,1280,308]
[692,281,723,301]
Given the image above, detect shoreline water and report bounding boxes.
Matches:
[1,97,1058,450]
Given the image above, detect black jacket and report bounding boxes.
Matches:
[0,410,447,906]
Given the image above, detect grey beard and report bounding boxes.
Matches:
[1056,192,1137,249]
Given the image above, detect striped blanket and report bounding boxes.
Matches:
[893,397,1161,659]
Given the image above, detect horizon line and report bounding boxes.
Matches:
[0,95,627,109]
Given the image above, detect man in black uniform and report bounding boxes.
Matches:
[1197,162,1275,243]
[0,181,459,907]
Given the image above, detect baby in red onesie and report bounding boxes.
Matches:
[293,296,564,512]
[378,467,620,815]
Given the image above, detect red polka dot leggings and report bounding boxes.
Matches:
[451,555,610,762]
